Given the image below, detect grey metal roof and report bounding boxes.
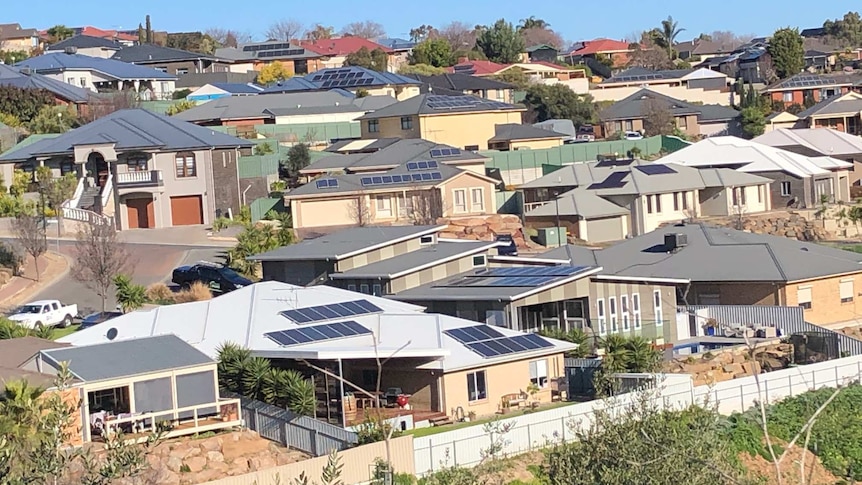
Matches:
[303,138,487,174]
[0,63,91,103]
[0,109,252,162]
[0,337,69,368]
[602,67,694,84]
[766,72,862,92]
[287,161,465,198]
[525,188,629,219]
[260,67,420,94]
[40,335,212,382]
[489,123,566,142]
[540,223,862,282]
[17,53,176,81]
[599,88,739,122]
[330,241,499,279]
[112,44,222,64]
[357,93,521,120]
[215,42,320,62]
[251,225,446,261]
[408,73,516,92]
[797,93,862,119]
[176,71,257,89]
[47,34,121,51]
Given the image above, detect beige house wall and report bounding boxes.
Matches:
[421,112,524,149]
[441,174,495,217]
[783,272,862,325]
[390,252,489,292]
[440,353,566,418]
[291,197,356,228]
[337,238,422,271]
[590,83,734,105]
[509,138,563,150]
[589,280,677,343]
[638,190,698,235]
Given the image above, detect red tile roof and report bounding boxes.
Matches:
[447,59,507,75]
[571,38,634,55]
[299,37,392,56]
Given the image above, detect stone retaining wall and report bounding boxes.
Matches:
[437,214,528,247]
[663,343,793,387]
[684,212,830,241]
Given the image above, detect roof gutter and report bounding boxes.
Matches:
[592,274,691,284]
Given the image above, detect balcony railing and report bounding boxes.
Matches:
[116,170,163,188]
[89,397,241,442]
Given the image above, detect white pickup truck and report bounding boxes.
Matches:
[7,300,78,329]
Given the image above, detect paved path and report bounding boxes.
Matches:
[0,252,69,312]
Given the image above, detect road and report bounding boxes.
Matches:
[22,240,229,315]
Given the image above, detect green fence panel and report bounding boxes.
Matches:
[238,154,281,178]
[542,163,564,176]
[480,136,664,172]
[250,197,285,222]
[661,135,693,152]
[495,191,523,215]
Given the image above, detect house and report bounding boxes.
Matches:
[657,136,853,207]
[698,44,772,84]
[589,67,735,105]
[448,58,589,93]
[215,41,323,75]
[72,26,138,46]
[174,90,395,127]
[487,124,567,151]
[16,52,177,100]
[300,37,396,71]
[356,93,524,150]
[110,44,232,77]
[252,225,682,343]
[567,38,635,68]
[175,71,258,91]
[0,23,40,51]
[185,82,264,101]
[520,159,771,242]
[540,222,862,326]
[765,72,862,108]
[301,138,489,178]
[525,44,559,63]
[754,128,862,185]
[284,160,498,230]
[0,109,253,230]
[0,337,70,388]
[46,35,122,58]
[764,112,802,132]
[680,38,745,61]
[59,281,574,423]
[598,89,741,138]
[796,91,862,135]
[0,63,92,108]
[408,73,516,103]
[260,66,421,101]
[9,335,241,445]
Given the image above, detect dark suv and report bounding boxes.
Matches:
[171,262,253,294]
[495,234,518,257]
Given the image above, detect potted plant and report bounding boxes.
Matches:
[703,318,719,336]
[466,411,476,422]
[527,382,540,408]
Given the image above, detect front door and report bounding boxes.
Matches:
[87,152,110,187]
[126,198,154,229]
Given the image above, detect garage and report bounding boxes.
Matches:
[126,198,154,229]
[170,195,203,226]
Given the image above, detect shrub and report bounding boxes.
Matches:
[173,281,213,303]
[0,241,25,275]
[145,282,174,303]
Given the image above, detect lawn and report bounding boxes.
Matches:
[51,324,81,340]
[407,401,575,438]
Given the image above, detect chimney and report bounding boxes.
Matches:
[457,56,468,64]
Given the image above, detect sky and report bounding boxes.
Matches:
[4,0,862,45]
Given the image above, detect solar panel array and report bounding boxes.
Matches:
[444,265,591,287]
[588,171,628,190]
[406,160,439,171]
[781,75,841,88]
[310,69,378,89]
[429,148,462,158]
[635,165,677,175]
[360,172,443,186]
[444,325,554,359]
[243,43,297,52]
[279,299,383,324]
[610,73,664,83]
[483,266,588,277]
[259,49,305,58]
[425,95,512,111]
[315,178,339,189]
[265,320,371,346]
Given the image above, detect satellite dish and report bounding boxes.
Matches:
[106,328,118,341]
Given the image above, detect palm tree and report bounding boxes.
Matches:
[625,336,662,372]
[599,334,632,373]
[519,16,549,31]
[216,342,252,393]
[658,16,685,59]
[114,274,147,313]
[242,356,274,401]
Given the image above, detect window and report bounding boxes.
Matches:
[347,284,356,292]
[467,371,487,401]
[398,194,414,218]
[782,92,793,102]
[470,188,484,212]
[682,191,689,210]
[673,192,680,211]
[372,284,382,296]
[80,78,87,88]
[175,153,196,178]
[420,235,435,245]
[360,284,369,294]
[646,195,653,214]
[495,90,504,101]
[127,156,148,172]
[654,289,663,326]
[797,286,812,309]
[400,116,413,130]
[368,120,379,133]
[654,194,662,213]
[632,294,641,329]
[757,185,763,203]
[780,181,791,197]
[609,296,618,332]
[597,299,606,335]
[59,160,75,176]
[841,279,854,303]
[621,295,630,331]
[677,116,688,130]
[529,360,548,388]
[155,67,168,73]
[732,187,747,206]
[67,77,75,85]
[613,121,622,132]
[624,120,633,131]
[176,68,189,75]
[453,189,467,213]
[472,255,486,267]
[376,196,392,217]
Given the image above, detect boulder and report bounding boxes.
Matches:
[184,456,207,474]
[199,437,222,452]
[248,455,277,471]
[166,455,184,473]
[222,437,270,462]
[206,450,225,463]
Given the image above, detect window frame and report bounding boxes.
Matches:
[375,196,392,217]
[646,195,653,214]
[654,194,662,213]
[797,285,812,310]
[621,294,630,331]
[400,116,413,130]
[780,181,792,197]
[367,119,379,133]
[347,284,356,292]
[609,296,618,333]
[631,293,641,329]
[175,152,197,178]
[840,279,854,304]
[673,192,680,211]
[453,189,467,213]
[127,156,148,172]
[529,359,548,388]
[782,92,793,102]
[470,187,484,212]
[472,255,486,267]
[360,283,369,294]
[654,289,663,326]
[597,298,606,335]
[372,284,382,296]
[467,370,487,402]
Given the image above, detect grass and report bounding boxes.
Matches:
[51,323,80,340]
[407,401,575,438]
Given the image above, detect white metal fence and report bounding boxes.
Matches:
[413,355,862,476]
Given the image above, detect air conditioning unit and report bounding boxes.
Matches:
[664,233,688,251]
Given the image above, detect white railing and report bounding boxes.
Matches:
[63,177,85,209]
[116,170,161,185]
[92,397,241,441]
[100,173,112,209]
[62,207,114,227]
[524,201,549,212]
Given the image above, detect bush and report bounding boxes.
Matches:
[145,282,174,304]
[0,241,25,275]
[173,281,213,303]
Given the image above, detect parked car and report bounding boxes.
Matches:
[7,300,78,329]
[624,131,644,140]
[171,261,253,294]
[79,311,123,330]
[576,125,596,142]
[495,234,518,257]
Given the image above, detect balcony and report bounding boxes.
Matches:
[116,170,163,188]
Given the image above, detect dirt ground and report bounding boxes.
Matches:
[737,444,841,485]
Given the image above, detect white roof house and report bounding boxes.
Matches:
[754,128,862,159]
[59,281,573,373]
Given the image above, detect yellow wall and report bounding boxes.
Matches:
[292,197,357,228]
[510,138,564,150]
[782,273,862,325]
[441,353,565,418]
[362,111,525,150]
[441,174,495,217]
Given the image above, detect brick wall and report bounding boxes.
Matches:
[783,273,862,325]
[689,282,783,306]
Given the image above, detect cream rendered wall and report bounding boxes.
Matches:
[550,77,589,94]
[275,112,366,124]
[441,174,495,217]
[292,197,357,228]
[510,138,563,150]
[638,190,698,235]
[730,185,770,215]
[420,111,525,150]
[228,62,255,73]
[590,83,734,105]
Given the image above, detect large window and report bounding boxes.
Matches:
[400,116,413,130]
[59,160,75,176]
[376,196,392,217]
[782,92,793,102]
[127,156,148,172]
[797,286,812,310]
[467,371,487,402]
[609,296,618,332]
[175,153,196,178]
[471,188,484,212]
[840,279,854,304]
[597,299,606,335]
[529,360,548,388]
[621,295,630,331]
[780,181,792,197]
[654,289,663,326]
[368,120,379,133]
[453,189,467,213]
[632,293,641,329]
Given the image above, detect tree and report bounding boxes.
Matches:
[409,38,453,67]
[340,20,386,39]
[0,86,55,123]
[165,99,196,115]
[518,16,550,31]
[35,166,76,237]
[71,223,131,312]
[410,190,444,225]
[654,16,685,59]
[741,106,766,139]
[166,31,217,54]
[86,91,139,121]
[768,28,804,79]
[46,25,74,42]
[409,24,436,43]
[641,98,676,136]
[520,28,565,50]
[491,67,532,90]
[306,24,334,41]
[476,19,525,63]
[348,194,371,226]
[280,142,311,179]
[113,274,147,313]
[265,18,304,41]
[343,47,388,71]
[523,84,595,127]
[628,34,674,69]
[0,49,29,64]
[398,63,447,76]
[823,11,862,47]
[226,219,293,277]
[438,21,479,51]
[11,214,46,281]
[205,28,252,48]
[28,105,79,134]
[145,15,153,44]
[257,61,292,85]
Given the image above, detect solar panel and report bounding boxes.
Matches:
[360,177,373,186]
[635,165,677,175]
[406,160,439,171]
[265,320,371,346]
[279,299,384,324]
[429,148,462,158]
[588,171,628,190]
[482,266,589,277]
[315,178,339,189]
[445,325,506,344]
[431,172,442,180]
[445,326,554,358]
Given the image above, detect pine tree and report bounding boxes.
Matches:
[137,23,145,44]
[145,15,152,44]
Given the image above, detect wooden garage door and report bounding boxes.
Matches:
[170,195,203,226]
[126,198,154,229]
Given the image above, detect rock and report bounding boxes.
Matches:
[248,455,277,471]
[185,447,202,458]
[170,447,191,459]
[206,450,225,463]
[230,458,249,474]
[276,452,300,466]
[185,456,207,473]
[166,455,184,473]
[200,437,222,452]
[222,436,271,462]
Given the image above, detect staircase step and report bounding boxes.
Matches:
[429,415,454,426]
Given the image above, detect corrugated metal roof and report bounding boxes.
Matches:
[17,52,176,80]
